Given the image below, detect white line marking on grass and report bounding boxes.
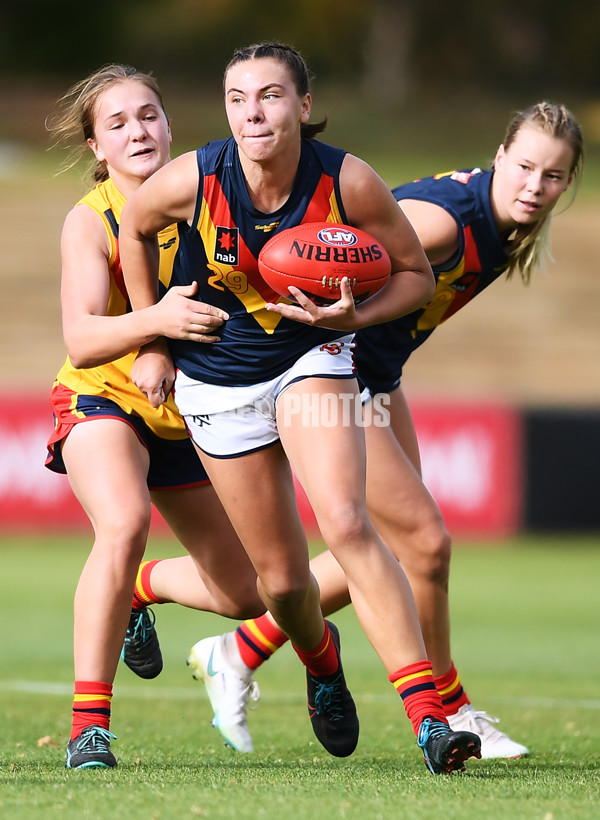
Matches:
[494,695,600,710]
[2,680,600,710]
[0,680,204,699]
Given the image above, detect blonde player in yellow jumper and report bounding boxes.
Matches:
[45,64,265,769]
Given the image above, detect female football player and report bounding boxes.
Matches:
[132,100,582,762]
[46,64,266,769]
[119,41,481,774]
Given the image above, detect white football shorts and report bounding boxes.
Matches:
[174,335,356,458]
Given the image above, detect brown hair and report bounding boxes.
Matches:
[46,64,168,183]
[224,42,327,140]
[501,102,584,284]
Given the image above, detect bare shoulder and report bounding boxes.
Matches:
[154,149,198,183]
[62,200,105,233]
[61,201,109,254]
[340,154,402,229]
[338,154,432,279]
[340,154,390,201]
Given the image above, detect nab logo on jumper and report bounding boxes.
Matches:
[215,227,239,265]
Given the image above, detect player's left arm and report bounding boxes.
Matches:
[340,154,435,326]
[266,155,434,330]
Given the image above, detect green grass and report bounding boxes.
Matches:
[1,534,599,818]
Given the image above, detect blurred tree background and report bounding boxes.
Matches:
[3,0,600,97]
[1,0,600,180]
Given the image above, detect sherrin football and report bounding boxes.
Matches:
[258,222,391,305]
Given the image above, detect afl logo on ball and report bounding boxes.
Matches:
[317,227,358,247]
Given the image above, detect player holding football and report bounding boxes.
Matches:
[125,101,583,761]
[119,41,482,773]
[215,100,583,759]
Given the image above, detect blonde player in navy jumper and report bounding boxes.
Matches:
[317,102,583,758]
[119,42,481,773]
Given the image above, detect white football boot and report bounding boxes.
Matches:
[448,704,530,759]
[187,632,260,753]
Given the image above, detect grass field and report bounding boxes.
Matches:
[1,533,599,819]
[2,85,599,819]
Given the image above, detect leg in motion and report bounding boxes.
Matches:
[278,379,479,772]
[62,420,153,767]
[190,440,359,758]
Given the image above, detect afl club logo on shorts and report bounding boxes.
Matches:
[317,227,358,247]
[320,342,345,355]
[214,227,239,265]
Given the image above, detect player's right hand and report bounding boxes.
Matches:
[132,339,175,407]
[153,281,229,342]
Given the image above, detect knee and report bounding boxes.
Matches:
[216,586,266,620]
[258,570,312,610]
[406,518,452,588]
[317,501,372,550]
[93,510,150,568]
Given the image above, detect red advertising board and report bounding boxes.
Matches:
[409,400,522,537]
[0,394,521,538]
[0,394,89,530]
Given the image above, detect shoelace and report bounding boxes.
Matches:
[75,727,116,753]
[126,609,154,645]
[458,709,506,740]
[419,718,450,744]
[418,718,466,774]
[313,677,344,721]
[228,678,260,721]
[465,709,500,726]
[248,680,261,712]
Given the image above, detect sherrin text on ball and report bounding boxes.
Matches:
[258,222,391,305]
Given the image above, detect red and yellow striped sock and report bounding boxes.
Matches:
[293,622,339,678]
[235,614,289,670]
[389,660,447,736]
[434,662,471,718]
[132,559,163,611]
[71,680,113,740]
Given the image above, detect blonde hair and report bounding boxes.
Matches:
[46,64,167,183]
[501,102,584,284]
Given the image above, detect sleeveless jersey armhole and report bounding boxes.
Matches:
[78,201,119,269]
[191,149,206,232]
